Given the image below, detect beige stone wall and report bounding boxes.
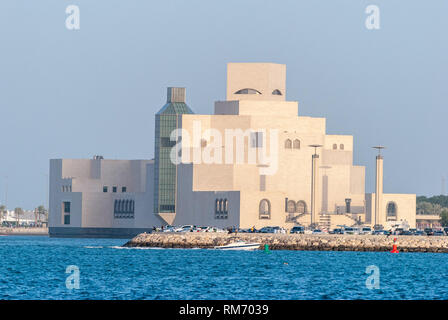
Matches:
[226,63,286,102]
[366,193,416,228]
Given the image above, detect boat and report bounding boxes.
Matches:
[214,240,261,251]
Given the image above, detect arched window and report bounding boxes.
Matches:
[293,139,300,149]
[234,88,262,95]
[272,89,282,95]
[296,201,307,214]
[130,200,134,213]
[287,200,296,213]
[215,199,219,214]
[386,202,397,221]
[340,144,344,150]
[259,199,271,219]
[114,200,118,213]
[333,144,337,150]
[224,199,228,213]
[219,199,223,213]
[285,139,292,149]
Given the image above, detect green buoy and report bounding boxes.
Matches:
[264,244,271,254]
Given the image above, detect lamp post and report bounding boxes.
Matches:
[373,146,385,229]
[309,144,323,228]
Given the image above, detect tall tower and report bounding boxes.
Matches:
[154,87,193,223]
[373,146,385,227]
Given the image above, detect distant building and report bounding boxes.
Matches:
[1,210,46,227]
[49,63,416,237]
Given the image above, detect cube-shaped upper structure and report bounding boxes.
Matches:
[226,63,286,101]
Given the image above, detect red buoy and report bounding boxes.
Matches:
[390,237,399,253]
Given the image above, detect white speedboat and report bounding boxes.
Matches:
[214,240,260,251]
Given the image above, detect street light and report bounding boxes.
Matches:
[308,144,323,228]
[372,146,385,229]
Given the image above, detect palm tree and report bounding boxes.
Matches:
[0,205,5,224]
[14,207,23,227]
[37,205,46,224]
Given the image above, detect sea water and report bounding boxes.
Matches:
[0,235,447,300]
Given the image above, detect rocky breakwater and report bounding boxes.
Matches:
[123,233,448,253]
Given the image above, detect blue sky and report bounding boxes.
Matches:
[0,0,447,209]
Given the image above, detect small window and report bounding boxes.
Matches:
[64,215,70,225]
[63,201,71,214]
[285,139,292,149]
[272,89,282,95]
[259,199,271,219]
[287,200,296,213]
[103,186,108,193]
[122,187,127,193]
[293,139,300,149]
[296,201,307,214]
[332,144,337,150]
[234,88,261,95]
[340,144,344,150]
[112,186,117,193]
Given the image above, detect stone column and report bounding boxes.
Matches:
[311,154,320,226]
[374,155,383,227]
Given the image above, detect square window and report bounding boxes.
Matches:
[122,187,127,193]
[112,186,117,193]
[103,186,108,193]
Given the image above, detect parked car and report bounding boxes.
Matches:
[272,226,286,234]
[344,227,358,235]
[312,229,323,234]
[162,225,175,232]
[414,230,425,236]
[330,228,344,234]
[360,227,372,235]
[373,230,390,235]
[433,230,445,236]
[424,228,434,236]
[259,226,281,233]
[176,225,195,232]
[258,227,272,233]
[290,226,305,234]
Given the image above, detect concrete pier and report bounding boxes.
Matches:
[124,233,448,253]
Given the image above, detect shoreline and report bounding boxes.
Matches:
[124,232,448,253]
[0,228,49,236]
